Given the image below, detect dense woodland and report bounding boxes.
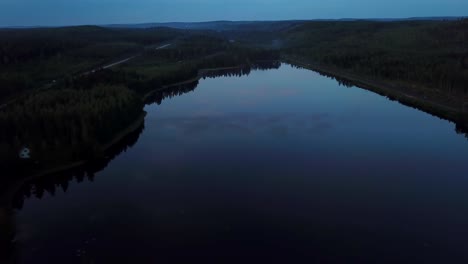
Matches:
[1,18,468,264]
[0,85,143,167]
[1,19,468,180]
[146,61,281,105]
[70,35,280,96]
[0,31,280,176]
[0,26,183,101]
[283,19,468,99]
[0,122,145,264]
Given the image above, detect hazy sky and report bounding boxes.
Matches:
[1,0,467,26]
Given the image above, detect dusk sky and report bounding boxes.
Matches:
[1,0,467,26]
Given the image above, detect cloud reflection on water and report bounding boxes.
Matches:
[154,112,333,138]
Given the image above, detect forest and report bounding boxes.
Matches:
[0,29,280,178]
[282,19,468,113]
[1,19,468,180]
[0,26,183,101]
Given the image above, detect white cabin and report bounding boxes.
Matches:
[19,147,31,159]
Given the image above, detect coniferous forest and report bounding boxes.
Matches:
[1,14,468,264]
[282,19,468,119]
[0,29,280,178]
[1,19,468,180]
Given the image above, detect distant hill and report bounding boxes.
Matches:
[104,21,307,31]
[103,17,465,30]
[362,16,466,22]
[2,17,465,30]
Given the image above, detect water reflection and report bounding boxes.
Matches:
[0,124,145,263]
[146,80,199,105]
[202,61,281,79]
[3,63,284,209]
[146,61,281,105]
[0,208,15,264]
[3,63,468,263]
[4,60,467,209]
[5,61,467,209]
[0,63,283,263]
[289,63,468,137]
[11,123,144,210]
[155,112,333,138]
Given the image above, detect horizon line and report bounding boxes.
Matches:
[1,16,466,29]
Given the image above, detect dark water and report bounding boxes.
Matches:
[9,64,468,263]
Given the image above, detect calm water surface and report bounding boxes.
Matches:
[13,64,468,263]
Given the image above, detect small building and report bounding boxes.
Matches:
[19,147,31,159]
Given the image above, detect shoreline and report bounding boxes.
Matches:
[2,64,252,208]
[2,63,262,208]
[142,65,247,102]
[283,56,467,129]
[0,112,147,208]
[4,58,467,207]
[142,61,280,102]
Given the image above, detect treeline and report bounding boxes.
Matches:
[0,31,280,178]
[0,85,143,167]
[0,27,280,102]
[146,61,282,105]
[127,49,279,95]
[9,122,144,210]
[79,36,280,96]
[282,19,468,99]
[73,50,280,97]
[0,26,182,66]
[142,34,230,61]
[201,61,281,79]
[0,26,184,101]
[0,123,145,264]
[287,61,468,138]
[139,34,279,64]
[288,63,356,88]
[145,81,200,105]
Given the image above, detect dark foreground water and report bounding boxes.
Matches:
[9,64,468,263]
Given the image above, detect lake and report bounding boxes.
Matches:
[9,63,468,263]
